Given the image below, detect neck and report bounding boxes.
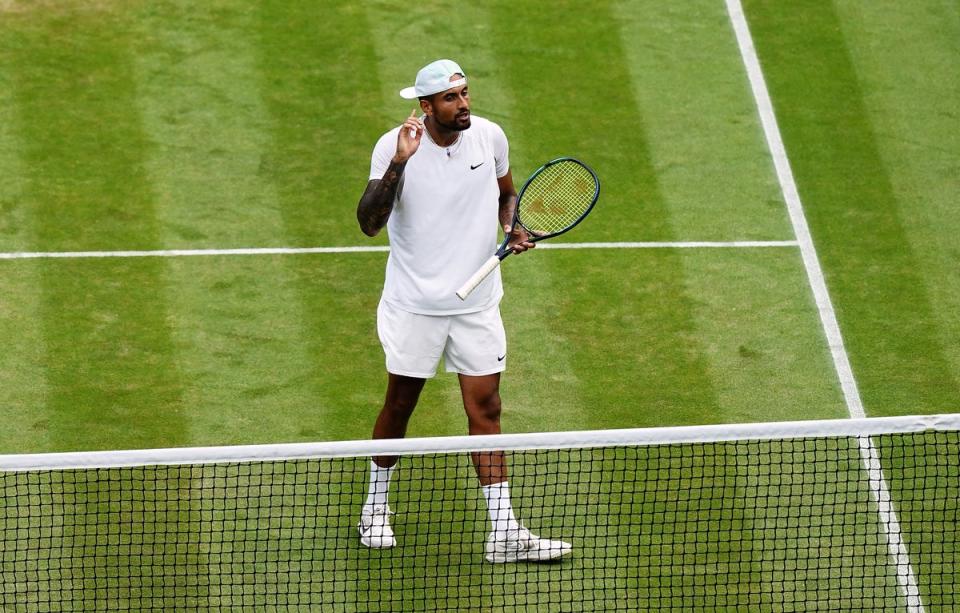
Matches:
[425,117,459,147]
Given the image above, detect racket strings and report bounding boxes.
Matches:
[517,162,598,236]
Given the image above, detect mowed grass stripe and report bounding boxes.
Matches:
[833,2,960,399]
[614,0,792,243]
[0,62,29,252]
[0,75,49,450]
[2,7,196,609]
[490,0,721,427]
[129,2,319,446]
[743,0,960,415]
[0,7,163,253]
[614,0,846,424]
[254,2,387,441]
[128,1,289,249]
[256,2,385,248]
[2,6,189,452]
[127,4,325,608]
[675,249,847,423]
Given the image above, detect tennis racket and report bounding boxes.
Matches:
[456,157,600,300]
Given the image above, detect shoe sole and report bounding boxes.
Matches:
[360,534,396,549]
[485,544,572,564]
[358,524,396,549]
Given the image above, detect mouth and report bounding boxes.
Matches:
[456,111,470,122]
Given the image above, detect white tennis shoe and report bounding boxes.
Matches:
[358,504,396,549]
[485,526,572,563]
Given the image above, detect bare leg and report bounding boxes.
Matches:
[458,373,507,486]
[372,373,427,467]
[358,374,426,548]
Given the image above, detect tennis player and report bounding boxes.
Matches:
[355,59,572,563]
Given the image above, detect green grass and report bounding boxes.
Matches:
[743,0,960,413]
[0,0,958,610]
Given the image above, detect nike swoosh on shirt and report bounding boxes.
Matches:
[470,162,484,170]
[497,355,506,362]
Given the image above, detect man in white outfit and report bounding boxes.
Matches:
[355,59,572,563]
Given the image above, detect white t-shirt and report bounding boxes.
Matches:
[369,115,509,315]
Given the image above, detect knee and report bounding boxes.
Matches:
[467,393,502,426]
[382,396,418,421]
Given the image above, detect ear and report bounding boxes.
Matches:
[419,97,432,116]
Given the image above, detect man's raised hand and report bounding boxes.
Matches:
[393,109,423,163]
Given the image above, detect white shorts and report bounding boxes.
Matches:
[377,300,507,378]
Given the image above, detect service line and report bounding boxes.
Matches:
[0,241,798,260]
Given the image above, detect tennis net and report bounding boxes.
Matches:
[1,414,957,611]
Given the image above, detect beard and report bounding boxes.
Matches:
[435,111,471,132]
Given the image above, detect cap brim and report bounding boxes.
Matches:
[399,86,418,99]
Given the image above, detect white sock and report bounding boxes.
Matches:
[481,481,520,536]
[364,460,396,509]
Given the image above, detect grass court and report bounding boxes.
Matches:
[0,0,957,610]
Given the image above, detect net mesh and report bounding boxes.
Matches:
[1,418,957,611]
[517,160,597,236]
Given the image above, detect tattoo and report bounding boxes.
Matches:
[499,196,516,231]
[498,185,523,250]
[357,160,406,236]
[498,187,517,233]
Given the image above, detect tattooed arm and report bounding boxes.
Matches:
[357,111,424,237]
[357,160,407,237]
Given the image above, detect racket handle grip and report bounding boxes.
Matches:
[456,255,501,300]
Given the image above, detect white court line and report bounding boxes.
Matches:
[0,246,390,260]
[0,241,798,260]
[539,240,798,249]
[724,1,924,610]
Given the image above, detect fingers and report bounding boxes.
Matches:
[402,109,424,140]
[506,225,536,254]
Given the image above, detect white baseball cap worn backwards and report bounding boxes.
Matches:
[399,59,467,99]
